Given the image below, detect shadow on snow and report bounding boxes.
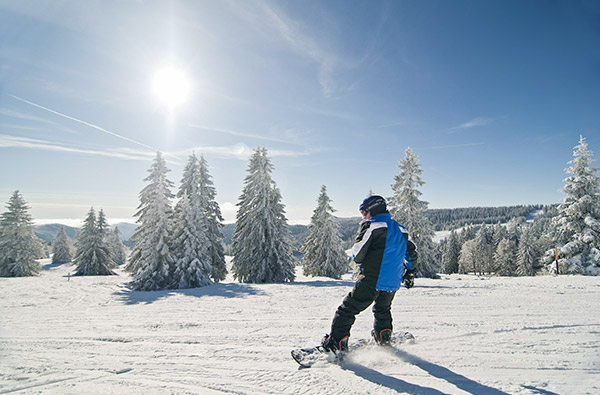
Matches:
[114,281,265,305]
[290,279,355,287]
[42,262,68,271]
[291,279,455,290]
[413,284,457,289]
[390,348,511,395]
[340,361,452,395]
[520,385,561,395]
[340,348,512,395]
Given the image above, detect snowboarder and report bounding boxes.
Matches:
[321,195,417,354]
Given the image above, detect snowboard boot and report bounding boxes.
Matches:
[371,329,392,345]
[321,334,349,354]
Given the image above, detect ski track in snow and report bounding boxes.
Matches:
[1,260,599,394]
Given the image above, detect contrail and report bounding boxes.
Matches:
[9,95,182,161]
[419,142,484,150]
[188,123,294,145]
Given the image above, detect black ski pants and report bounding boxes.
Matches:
[330,276,396,341]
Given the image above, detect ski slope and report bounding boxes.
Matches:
[1,259,598,394]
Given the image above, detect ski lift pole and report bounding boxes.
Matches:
[554,246,559,275]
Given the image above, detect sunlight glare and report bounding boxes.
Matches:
[152,65,190,109]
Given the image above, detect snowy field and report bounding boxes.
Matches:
[1,259,599,395]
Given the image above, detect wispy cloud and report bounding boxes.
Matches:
[188,123,294,145]
[377,120,419,129]
[0,134,153,161]
[172,142,311,160]
[419,142,485,150]
[451,117,494,130]
[261,3,338,97]
[295,105,360,122]
[8,95,182,160]
[172,143,253,160]
[230,1,340,97]
[0,108,56,124]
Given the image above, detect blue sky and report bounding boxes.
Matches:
[1,0,599,225]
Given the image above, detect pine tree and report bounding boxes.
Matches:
[231,147,296,283]
[517,226,540,276]
[52,226,72,264]
[172,192,212,290]
[474,225,495,274]
[171,192,213,288]
[128,152,176,290]
[552,136,600,275]
[73,208,116,276]
[171,154,214,288]
[197,154,227,282]
[459,225,477,246]
[389,147,438,278]
[0,191,41,277]
[494,238,517,276]
[175,153,226,282]
[458,239,477,274]
[530,210,555,259]
[301,185,349,279]
[440,231,460,274]
[108,227,127,266]
[491,223,508,252]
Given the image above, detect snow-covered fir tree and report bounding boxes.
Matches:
[171,185,213,288]
[389,147,438,278]
[491,223,508,253]
[0,191,41,277]
[459,225,477,246]
[171,191,212,288]
[474,225,495,274]
[530,207,556,251]
[301,185,349,279]
[73,208,116,276]
[440,230,460,274]
[196,154,227,282]
[108,227,127,266]
[494,238,518,276]
[517,226,540,276]
[52,226,72,264]
[552,136,600,275]
[458,239,478,275]
[128,152,176,290]
[231,147,296,283]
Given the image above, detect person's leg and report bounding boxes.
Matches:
[372,291,396,342]
[329,279,378,343]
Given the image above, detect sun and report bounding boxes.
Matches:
[152,65,190,110]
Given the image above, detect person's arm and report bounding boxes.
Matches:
[351,221,373,264]
[402,228,418,288]
[404,232,418,271]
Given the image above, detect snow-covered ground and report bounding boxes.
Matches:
[1,259,599,395]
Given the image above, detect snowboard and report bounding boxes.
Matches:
[291,332,415,368]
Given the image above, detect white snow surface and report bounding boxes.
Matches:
[1,259,599,395]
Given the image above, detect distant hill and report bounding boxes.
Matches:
[222,217,362,248]
[34,224,79,243]
[424,204,547,231]
[113,222,137,241]
[34,222,137,244]
[34,204,550,249]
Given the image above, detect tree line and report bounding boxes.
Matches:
[436,206,556,276]
[1,136,599,284]
[424,205,545,231]
[436,136,600,276]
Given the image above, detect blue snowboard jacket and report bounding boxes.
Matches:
[351,212,418,292]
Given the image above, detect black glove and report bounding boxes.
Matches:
[404,269,415,289]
